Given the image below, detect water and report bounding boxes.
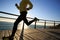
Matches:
[0,21,13,30]
[0,21,49,30]
[29,25,45,29]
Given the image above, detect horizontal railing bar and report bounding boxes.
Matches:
[37,21,60,24]
[0,16,60,24]
[0,11,60,22]
[27,17,60,22]
[38,22,55,24]
[0,16,16,20]
[0,11,19,16]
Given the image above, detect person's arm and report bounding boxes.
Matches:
[27,1,33,10]
[15,3,20,10]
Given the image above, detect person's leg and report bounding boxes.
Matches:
[22,11,39,26]
[10,15,22,38]
[24,17,38,26]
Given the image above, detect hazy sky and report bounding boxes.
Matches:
[0,0,60,21]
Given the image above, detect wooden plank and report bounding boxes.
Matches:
[15,31,20,40]
[24,29,59,40]
[8,30,12,36]
[0,29,60,40]
[37,29,60,40]
[3,30,9,37]
[0,30,4,40]
[8,30,16,40]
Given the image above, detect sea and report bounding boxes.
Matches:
[0,21,49,30]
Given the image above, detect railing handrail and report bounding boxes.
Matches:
[0,11,60,22]
[0,11,19,16]
[0,16,16,20]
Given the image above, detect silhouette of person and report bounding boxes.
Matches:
[7,0,38,40]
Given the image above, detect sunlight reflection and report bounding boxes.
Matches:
[18,21,29,30]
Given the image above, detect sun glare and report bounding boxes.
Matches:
[18,21,29,30]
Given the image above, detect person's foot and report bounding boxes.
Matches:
[2,37,9,40]
[9,36,14,40]
[2,36,14,40]
[34,17,39,21]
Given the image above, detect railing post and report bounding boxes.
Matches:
[34,21,37,29]
[54,21,55,27]
[23,21,24,29]
[44,20,46,29]
[20,21,24,40]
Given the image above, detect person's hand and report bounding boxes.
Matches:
[15,3,18,6]
[27,8,30,10]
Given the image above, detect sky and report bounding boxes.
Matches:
[0,0,60,21]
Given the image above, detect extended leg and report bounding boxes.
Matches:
[24,17,37,26]
[9,15,22,39]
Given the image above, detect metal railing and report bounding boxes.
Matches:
[0,11,60,29]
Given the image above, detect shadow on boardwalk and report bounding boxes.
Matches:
[0,29,60,40]
[19,22,24,40]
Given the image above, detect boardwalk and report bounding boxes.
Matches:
[0,29,60,40]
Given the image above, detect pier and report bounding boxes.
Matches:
[0,11,60,40]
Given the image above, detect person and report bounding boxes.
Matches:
[3,0,39,40]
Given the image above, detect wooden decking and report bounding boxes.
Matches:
[0,29,60,40]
